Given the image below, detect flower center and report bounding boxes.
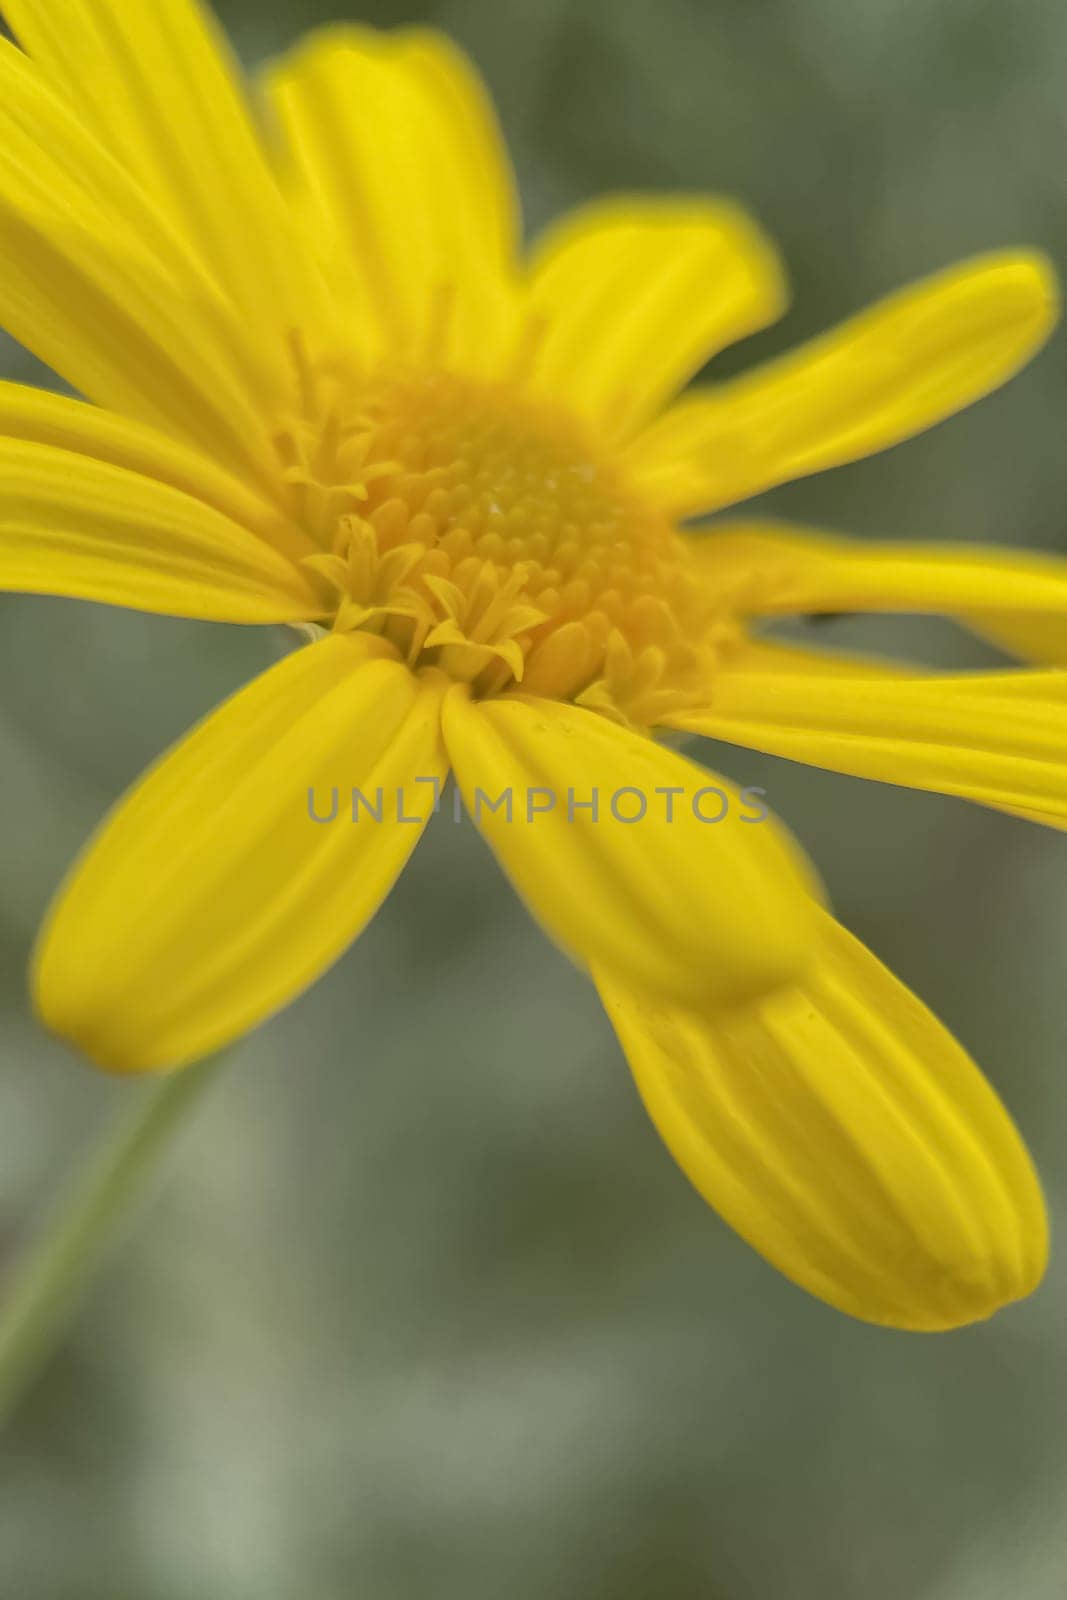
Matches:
[279,350,736,725]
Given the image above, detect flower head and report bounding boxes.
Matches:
[3,1,1063,1328]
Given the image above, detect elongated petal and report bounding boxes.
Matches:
[599,912,1047,1329]
[707,642,1067,831]
[0,382,312,562]
[672,663,1067,822]
[0,437,321,622]
[3,0,319,337]
[34,638,447,1071]
[628,253,1058,516]
[523,199,786,441]
[689,520,1067,619]
[967,612,1067,666]
[264,28,519,366]
[0,40,284,480]
[721,638,916,679]
[442,689,821,1010]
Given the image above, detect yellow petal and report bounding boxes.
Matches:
[441,689,821,1010]
[598,911,1047,1329]
[0,43,280,484]
[967,612,1067,666]
[522,198,786,442]
[264,27,519,367]
[722,637,915,679]
[0,382,312,563]
[4,0,320,338]
[672,662,1067,822]
[689,519,1067,619]
[0,436,321,622]
[34,637,447,1072]
[628,252,1058,516]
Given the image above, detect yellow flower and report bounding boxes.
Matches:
[2,1,1062,1329]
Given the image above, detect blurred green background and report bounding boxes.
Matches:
[2,0,1066,1595]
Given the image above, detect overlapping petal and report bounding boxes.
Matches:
[0,435,322,621]
[598,911,1047,1329]
[671,661,1067,824]
[522,199,787,442]
[0,383,312,562]
[688,520,1067,621]
[627,253,1058,517]
[0,38,286,480]
[442,688,821,1010]
[34,637,447,1072]
[3,0,321,339]
[264,27,519,367]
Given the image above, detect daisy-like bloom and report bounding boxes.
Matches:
[4,0,1066,1331]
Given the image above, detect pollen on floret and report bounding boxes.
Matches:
[278,341,741,726]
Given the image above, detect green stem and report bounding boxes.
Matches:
[0,1054,223,1426]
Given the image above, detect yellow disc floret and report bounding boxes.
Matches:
[279,342,740,726]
